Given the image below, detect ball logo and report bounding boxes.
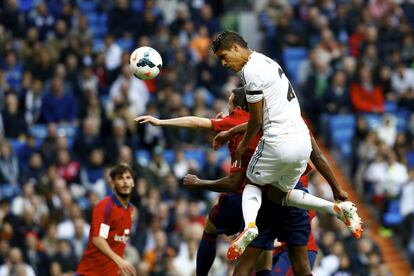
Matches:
[137,52,156,68]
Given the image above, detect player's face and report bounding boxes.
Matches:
[215,45,245,72]
[112,171,134,198]
[227,93,235,113]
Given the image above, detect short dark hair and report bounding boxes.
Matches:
[109,163,134,180]
[212,31,248,53]
[232,86,248,111]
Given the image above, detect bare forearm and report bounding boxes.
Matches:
[159,117,212,129]
[92,237,122,264]
[195,172,243,193]
[228,122,248,136]
[241,120,261,146]
[310,140,341,192]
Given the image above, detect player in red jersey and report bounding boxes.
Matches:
[135,87,266,276]
[76,163,136,276]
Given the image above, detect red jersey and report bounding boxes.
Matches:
[210,108,262,174]
[76,195,133,276]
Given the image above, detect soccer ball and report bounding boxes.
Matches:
[129,47,162,80]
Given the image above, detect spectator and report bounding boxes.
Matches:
[391,62,414,96]
[200,151,223,181]
[73,117,103,165]
[350,66,384,113]
[78,92,108,133]
[107,0,137,38]
[173,223,202,276]
[315,28,341,64]
[160,173,188,207]
[143,230,176,274]
[381,151,408,202]
[195,4,221,38]
[0,239,10,266]
[0,139,19,185]
[108,64,150,117]
[1,92,27,138]
[52,239,78,274]
[103,34,122,78]
[23,231,49,276]
[323,70,351,114]
[71,15,92,44]
[79,66,99,95]
[57,202,89,241]
[10,181,36,216]
[104,118,134,164]
[45,19,68,64]
[147,148,171,185]
[42,223,59,258]
[71,218,88,262]
[24,78,44,126]
[79,148,106,196]
[173,149,190,179]
[377,113,397,147]
[27,3,54,40]
[56,148,80,185]
[41,76,77,124]
[4,50,23,92]
[0,0,26,38]
[0,247,35,276]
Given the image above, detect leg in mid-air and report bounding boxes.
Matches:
[267,185,363,239]
[196,192,244,276]
[286,245,312,276]
[233,248,273,276]
[232,183,314,275]
[196,218,218,276]
[230,135,362,260]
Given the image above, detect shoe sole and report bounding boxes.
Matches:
[227,228,258,261]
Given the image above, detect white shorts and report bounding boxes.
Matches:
[246,131,312,192]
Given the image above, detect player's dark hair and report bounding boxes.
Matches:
[232,86,248,111]
[109,163,134,180]
[212,31,248,53]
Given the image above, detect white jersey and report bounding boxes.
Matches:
[241,52,308,139]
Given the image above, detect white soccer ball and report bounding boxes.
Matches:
[129,47,162,80]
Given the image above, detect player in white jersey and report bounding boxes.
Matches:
[212,31,363,264]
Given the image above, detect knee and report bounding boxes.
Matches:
[204,219,217,235]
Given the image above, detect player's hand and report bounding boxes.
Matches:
[234,142,247,168]
[183,174,199,187]
[213,130,231,150]
[134,115,160,126]
[333,189,348,202]
[215,112,225,119]
[117,259,136,276]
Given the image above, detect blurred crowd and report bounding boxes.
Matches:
[0,0,413,275]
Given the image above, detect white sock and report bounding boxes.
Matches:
[242,184,262,229]
[283,189,337,216]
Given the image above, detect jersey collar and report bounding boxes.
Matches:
[111,194,131,210]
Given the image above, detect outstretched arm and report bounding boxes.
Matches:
[183,171,244,193]
[213,122,248,149]
[310,136,348,201]
[135,115,212,129]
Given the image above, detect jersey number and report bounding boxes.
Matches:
[278,68,296,102]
